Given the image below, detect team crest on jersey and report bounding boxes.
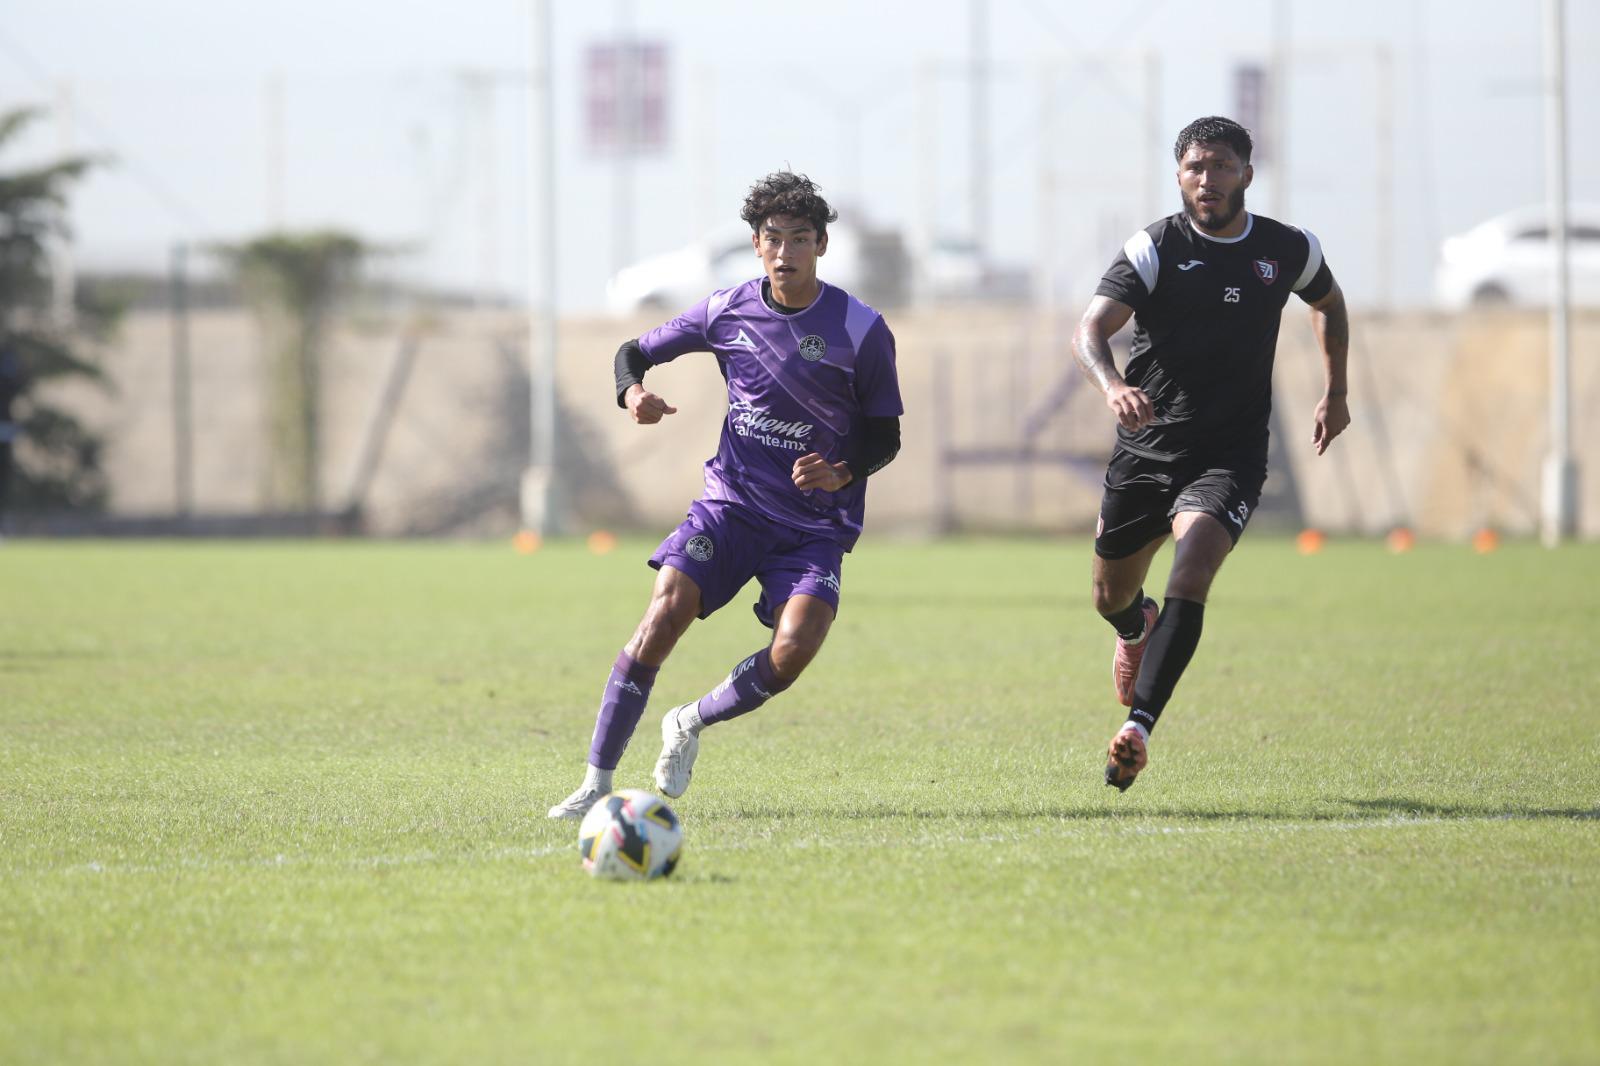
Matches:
[1253,259,1279,284]
[685,535,714,563]
[798,335,827,362]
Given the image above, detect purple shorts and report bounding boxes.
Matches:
[649,500,843,628]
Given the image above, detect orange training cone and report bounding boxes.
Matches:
[1386,527,1416,553]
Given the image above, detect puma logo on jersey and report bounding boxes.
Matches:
[728,329,758,351]
[1177,260,1206,271]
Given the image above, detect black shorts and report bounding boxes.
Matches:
[1094,444,1268,560]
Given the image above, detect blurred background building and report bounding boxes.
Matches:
[0,0,1595,540]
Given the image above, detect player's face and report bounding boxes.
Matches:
[753,215,827,291]
[1178,142,1252,234]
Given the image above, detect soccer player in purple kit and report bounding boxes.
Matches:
[1073,116,1350,792]
[548,171,904,819]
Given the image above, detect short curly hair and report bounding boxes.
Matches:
[740,171,839,240]
[1173,116,1254,164]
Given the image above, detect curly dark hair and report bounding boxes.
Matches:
[1173,116,1253,164]
[740,171,839,240]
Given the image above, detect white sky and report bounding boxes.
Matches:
[1,0,1596,311]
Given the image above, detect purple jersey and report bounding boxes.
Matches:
[638,278,903,550]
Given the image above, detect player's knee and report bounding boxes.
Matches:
[1091,577,1134,617]
[649,584,699,628]
[633,588,698,658]
[1164,567,1213,604]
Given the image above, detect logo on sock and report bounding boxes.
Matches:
[711,654,758,700]
[685,535,714,563]
[613,677,644,696]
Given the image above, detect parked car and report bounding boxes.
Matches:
[1435,204,1600,308]
[604,220,908,315]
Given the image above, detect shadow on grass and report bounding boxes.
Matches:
[715,798,1600,823]
[1339,797,1600,820]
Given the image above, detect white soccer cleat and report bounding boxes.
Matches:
[653,702,700,799]
[546,786,604,821]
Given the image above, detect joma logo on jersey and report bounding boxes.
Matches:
[1253,259,1279,284]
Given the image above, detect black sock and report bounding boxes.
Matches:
[1102,588,1150,641]
[1128,597,1205,734]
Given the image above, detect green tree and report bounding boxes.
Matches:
[213,231,369,511]
[0,107,110,511]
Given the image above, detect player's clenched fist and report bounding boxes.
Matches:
[791,452,852,493]
[1104,381,1154,432]
[625,384,677,424]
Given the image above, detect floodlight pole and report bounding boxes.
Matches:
[170,242,194,517]
[522,0,559,536]
[1270,0,1290,219]
[968,0,989,259]
[1541,0,1577,546]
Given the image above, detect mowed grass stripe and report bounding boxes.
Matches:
[1,537,1597,1065]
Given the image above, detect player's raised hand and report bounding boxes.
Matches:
[626,384,677,425]
[791,452,852,493]
[1311,392,1350,455]
[1104,381,1154,432]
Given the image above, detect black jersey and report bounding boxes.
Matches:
[1095,211,1335,462]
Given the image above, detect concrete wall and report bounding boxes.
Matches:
[42,303,1600,540]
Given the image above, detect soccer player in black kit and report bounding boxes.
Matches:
[1072,116,1350,791]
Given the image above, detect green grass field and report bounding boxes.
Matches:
[2,536,1597,1064]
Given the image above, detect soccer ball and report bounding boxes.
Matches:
[577,789,684,881]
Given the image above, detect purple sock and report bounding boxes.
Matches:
[586,651,659,770]
[697,647,793,727]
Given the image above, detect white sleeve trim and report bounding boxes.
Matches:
[1292,228,1324,291]
[1123,230,1159,296]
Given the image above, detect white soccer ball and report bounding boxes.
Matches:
[578,789,684,881]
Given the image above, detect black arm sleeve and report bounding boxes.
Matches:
[614,338,652,408]
[848,416,901,480]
